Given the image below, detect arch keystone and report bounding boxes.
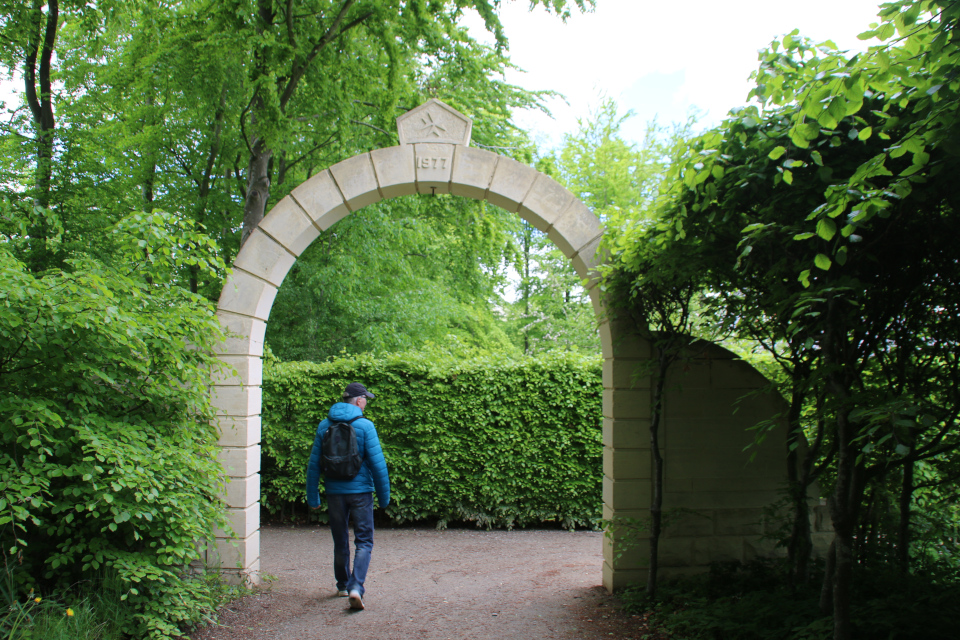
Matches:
[414,143,455,194]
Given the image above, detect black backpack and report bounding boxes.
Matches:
[320,416,363,480]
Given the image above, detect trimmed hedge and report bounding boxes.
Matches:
[261,351,603,529]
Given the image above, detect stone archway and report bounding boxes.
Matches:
[210,100,808,589]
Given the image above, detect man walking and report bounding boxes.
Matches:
[306,382,390,610]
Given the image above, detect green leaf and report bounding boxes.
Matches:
[817,218,837,241]
[783,169,794,185]
[858,127,873,141]
[814,253,832,270]
[768,146,787,160]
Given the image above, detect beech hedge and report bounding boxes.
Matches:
[261,351,603,529]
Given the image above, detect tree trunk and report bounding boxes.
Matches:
[23,0,59,270]
[786,389,813,584]
[829,405,864,640]
[241,136,273,246]
[820,537,836,614]
[897,456,915,574]
[646,348,669,598]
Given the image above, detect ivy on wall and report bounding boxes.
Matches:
[261,351,603,529]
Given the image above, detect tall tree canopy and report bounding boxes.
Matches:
[603,2,960,638]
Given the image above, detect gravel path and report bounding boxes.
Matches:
[190,524,646,640]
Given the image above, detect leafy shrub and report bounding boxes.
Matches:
[262,350,603,529]
[621,559,960,640]
[0,214,232,639]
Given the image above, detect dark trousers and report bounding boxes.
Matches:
[326,492,374,596]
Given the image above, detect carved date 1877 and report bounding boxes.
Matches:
[418,157,448,170]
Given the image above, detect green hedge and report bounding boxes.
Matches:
[261,351,603,529]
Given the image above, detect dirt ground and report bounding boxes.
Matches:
[190,523,653,640]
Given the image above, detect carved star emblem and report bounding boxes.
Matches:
[419,112,447,138]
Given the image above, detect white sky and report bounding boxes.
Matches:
[464,0,886,147]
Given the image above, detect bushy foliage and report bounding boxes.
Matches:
[621,559,960,640]
[0,210,233,639]
[261,350,603,529]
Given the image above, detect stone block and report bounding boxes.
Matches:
[211,385,262,418]
[743,535,782,561]
[687,477,783,496]
[519,174,574,232]
[259,197,321,256]
[291,170,350,230]
[659,565,709,580]
[212,355,263,387]
[217,270,278,322]
[664,511,716,537]
[712,360,770,389]
[450,146,498,199]
[587,285,606,325]
[218,444,261,478]
[713,508,764,536]
[232,230,296,288]
[664,490,779,510]
[602,418,649,449]
[223,473,260,509]
[571,234,606,281]
[329,154,381,210]
[665,448,781,480]
[811,532,834,556]
[812,503,834,533]
[603,534,650,568]
[603,446,652,480]
[603,358,652,390]
[603,563,647,592]
[209,530,259,570]
[221,556,261,586]
[658,537,696,567]
[692,535,748,565]
[414,143,455,194]
[547,199,601,258]
[214,503,260,539]
[603,477,651,511]
[603,388,651,420]
[598,322,651,359]
[486,156,538,212]
[216,415,262,448]
[602,504,650,523]
[215,312,266,357]
[370,145,417,198]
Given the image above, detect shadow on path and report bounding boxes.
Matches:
[191,524,643,640]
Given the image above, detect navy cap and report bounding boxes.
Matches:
[343,382,375,399]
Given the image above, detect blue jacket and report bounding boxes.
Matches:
[305,402,390,509]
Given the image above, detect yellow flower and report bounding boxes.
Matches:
[66,608,74,617]
[34,597,41,603]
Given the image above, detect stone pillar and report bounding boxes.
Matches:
[210,311,266,583]
[599,320,654,590]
